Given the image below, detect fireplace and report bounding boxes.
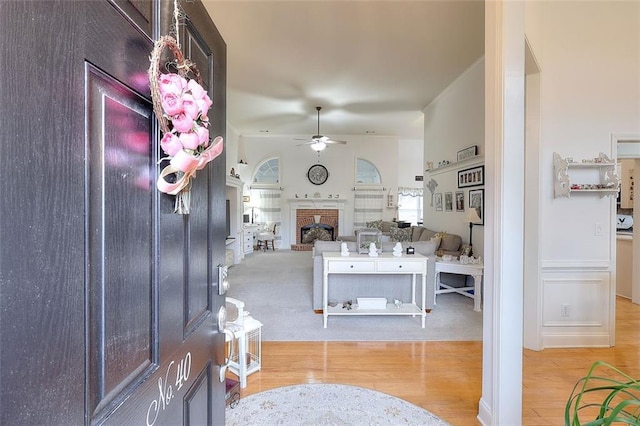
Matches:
[293,209,339,250]
[300,223,334,244]
[288,199,347,251]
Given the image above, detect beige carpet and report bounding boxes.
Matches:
[226,249,482,341]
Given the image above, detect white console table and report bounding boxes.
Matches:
[434,259,484,311]
[322,252,428,328]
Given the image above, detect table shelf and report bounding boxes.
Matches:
[326,303,423,316]
[322,252,428,328]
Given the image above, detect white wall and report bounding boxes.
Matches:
[397,138,425,188]
[226,133,411,246]
[423,58,485,257]
[532,1,640,347]
[225,124,241,171]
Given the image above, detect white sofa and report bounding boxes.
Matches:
[311,239,439,311]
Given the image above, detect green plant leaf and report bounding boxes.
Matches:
[565,361,640,426]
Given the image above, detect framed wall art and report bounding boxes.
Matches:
[434,193,443,211]
[444,192,453,211]
[457,145,478,161]
[468,188,484,225]
[458,165,484,188]
[455,191,465,212]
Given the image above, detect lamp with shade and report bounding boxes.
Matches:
[466,207,482,255]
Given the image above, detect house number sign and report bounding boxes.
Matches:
[146,352,192,426]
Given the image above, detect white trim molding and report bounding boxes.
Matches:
[479,1,526,425]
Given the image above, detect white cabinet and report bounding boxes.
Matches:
[242,226,259,255]
[553,152,620,198]
[616,236,633,298]
[243,229,254,255]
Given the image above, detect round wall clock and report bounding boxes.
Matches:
[307,164,329,185]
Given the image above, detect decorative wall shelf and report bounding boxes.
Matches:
[226,175,244,189]
[553,152,620,198]
[426,155,484,176]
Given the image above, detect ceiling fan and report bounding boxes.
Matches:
[296,106,347,151]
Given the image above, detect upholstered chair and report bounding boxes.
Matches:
[256,223,277,251]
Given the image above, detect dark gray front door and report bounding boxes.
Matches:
[0,1,227,424]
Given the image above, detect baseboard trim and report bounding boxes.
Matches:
[477,397,491,426]
[541,332,612,348]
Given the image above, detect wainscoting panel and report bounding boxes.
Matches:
[540,270,613,348]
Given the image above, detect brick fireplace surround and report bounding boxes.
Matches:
[291,209,339,251]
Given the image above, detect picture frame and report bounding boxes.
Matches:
[455,191,465,212]
[468,188,484,225]
[434,193,443,211]
[457,145,478,162]
[460,244,472,257]
[458,165,484,188]
[444,192,453,211]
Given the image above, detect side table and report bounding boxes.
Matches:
[434,258,483,311]
[226,316,262,388]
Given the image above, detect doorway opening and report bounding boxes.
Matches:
[615,135,640,305]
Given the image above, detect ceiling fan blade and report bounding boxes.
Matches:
[293,108,347,147]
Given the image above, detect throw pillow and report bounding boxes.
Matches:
[434,231,447,240]
[365,220,383,231]
[411,226,425,241]
[389,226,411,242]
[380,221,398,233]
[419,229,437,241]
[440,233,462,252]
[411,237,441,256]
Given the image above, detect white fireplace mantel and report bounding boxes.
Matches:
[288,199,347,245]
[288,198,347,208]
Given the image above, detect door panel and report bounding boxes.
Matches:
[0,1,227,424]
[111,0,153,36]
[185,174,212,334]
[184,363,213,425]
[86,64,156,418]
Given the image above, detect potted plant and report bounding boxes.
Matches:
[565,360,640,425]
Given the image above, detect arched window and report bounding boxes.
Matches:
[252,157,280,186]
[355,158,382,185]
[353,158,383,229]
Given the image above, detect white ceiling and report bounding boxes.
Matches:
[201,1,484,140]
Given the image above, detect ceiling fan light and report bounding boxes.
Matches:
[310,141,327,151]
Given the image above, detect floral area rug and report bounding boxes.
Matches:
[226,383,450,425]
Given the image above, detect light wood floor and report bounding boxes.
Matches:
[239,296,640,425]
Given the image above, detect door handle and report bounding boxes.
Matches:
[219,328,235,382]
[216,305,236,382]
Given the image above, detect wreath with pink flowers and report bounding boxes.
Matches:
[148,35,224,213]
